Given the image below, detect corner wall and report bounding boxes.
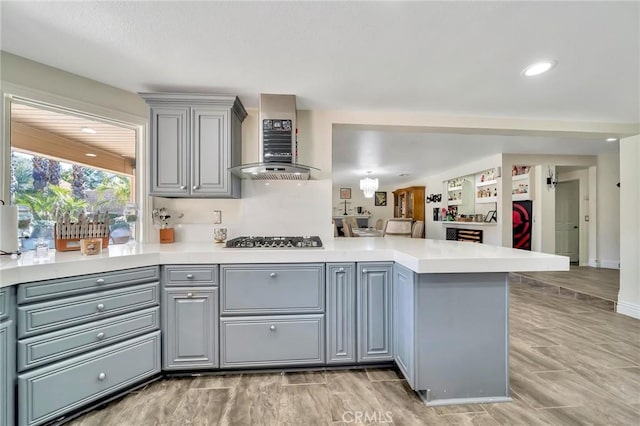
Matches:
[618,135,640,319]
[596,150,620,269]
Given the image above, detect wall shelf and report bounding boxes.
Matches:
[476,179,497,187]
[512,174,529,182]
[447,186,463,191]
[475,196,497,204]
[512,193,531,201]
[447,200,463,206]
[440,221,497,226]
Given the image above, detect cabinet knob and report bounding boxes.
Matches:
[180,185,187,190]
[97,303,105,312]
[98,372,107,381]
[362,269,368,273]
[95,278,105,284]
[338,267,345,272]
[269,325,276,331]
[186,274,194,279]
[96,332,105,340]
[270,272,277,278]
[192,185,199,190]
[187,292,194,298]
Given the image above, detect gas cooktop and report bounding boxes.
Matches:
[225,236,323,249]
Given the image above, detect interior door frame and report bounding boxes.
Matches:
[555,179,581,263]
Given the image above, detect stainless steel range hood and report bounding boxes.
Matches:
[229,94,319,180]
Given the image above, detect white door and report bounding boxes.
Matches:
[555,180,580,262]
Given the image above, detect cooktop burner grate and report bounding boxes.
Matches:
[225,236,323,249]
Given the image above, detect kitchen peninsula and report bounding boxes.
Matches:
[0,238,568,425]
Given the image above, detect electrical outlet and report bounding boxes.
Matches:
[213,210,222,224]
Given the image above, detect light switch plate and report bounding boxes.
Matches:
[213,210,222,224]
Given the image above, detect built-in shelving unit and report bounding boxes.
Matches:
[476,196,498,204]
[440,221,497,226]
[511,166,534,201]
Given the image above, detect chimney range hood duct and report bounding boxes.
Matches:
[229,94,319,180]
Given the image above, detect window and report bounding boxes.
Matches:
[10,102,138,250]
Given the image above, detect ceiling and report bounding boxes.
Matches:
[11,103,136,159]
[1,1,639,123]
[332,126,613,187]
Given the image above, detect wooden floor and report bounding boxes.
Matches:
[68,280,639,426]
[515,265,620,310]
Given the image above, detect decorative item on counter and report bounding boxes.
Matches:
[152,207,177,243]
[34,237,49,259]
[54,211,110,252]
[213,227,227,243]
[80,238,103,256]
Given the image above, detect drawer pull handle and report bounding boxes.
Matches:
[96,332,105,340]
[97,303,105,312]
[180,185,187,190]
[362,269,368,273]
[338,267,345,272]
[269,325,276,331]
[98,373,107,381]
[187,292,194,298]
[96,278,105,284]
[192,185,199,190]
[186,274,194,279]
[270,272,277,278]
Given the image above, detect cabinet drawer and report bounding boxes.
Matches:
[18,331,160,426]
[220,315,324,368]
[163,265,218,286]
[220,264,324,315]
[0,287,12,321]
[18,282,159,338]
[18,266,159,303]
[18,307,159,372]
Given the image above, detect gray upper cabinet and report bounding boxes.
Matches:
[357,262,393,362]
[393,264,416,388]
[326,263,356,364]
[141,93,247,198]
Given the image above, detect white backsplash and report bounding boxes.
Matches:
[153,179,332,243]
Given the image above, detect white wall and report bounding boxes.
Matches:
[596,150,620,269]
[618,135,640,319]
[331,185,394,227]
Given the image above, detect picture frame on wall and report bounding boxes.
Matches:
[340,188,352,199]
[374,191,387,206]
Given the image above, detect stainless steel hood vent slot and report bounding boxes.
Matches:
[229,94,320,180]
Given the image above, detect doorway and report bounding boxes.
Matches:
[555,180,580,262]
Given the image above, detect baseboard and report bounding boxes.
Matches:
[599,260,620,269]
[617,301,640,319]
[588,259,598,268]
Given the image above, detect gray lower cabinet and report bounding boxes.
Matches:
[393,264,416,388]
[1,319,15,426]
[162,287,218,370]
[220,315,324,368]
[357,262,393,362]
[141,93,247,198]
[18,331,161,426]
[326,263,356,364]
[0,287,10,321]
[17,272,161,426]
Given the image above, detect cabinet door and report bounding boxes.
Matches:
[326,263,356,364]
[393,264,416,388]
[1,320,15,426]
[150,106,189,196]
[191,108,235,197]
[357,263,393,362]
[162,287,218,370]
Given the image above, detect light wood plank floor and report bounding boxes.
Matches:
[68,280,639,426]
[516,265,619,303]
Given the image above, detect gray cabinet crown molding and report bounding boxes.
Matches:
[139,93,247,121]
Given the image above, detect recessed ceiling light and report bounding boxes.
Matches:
[85,153,97,157]
[606,138,617,142]
[81,127,97,134]
[522,61,556,77]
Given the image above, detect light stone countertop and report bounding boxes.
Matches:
[0,238,569,287]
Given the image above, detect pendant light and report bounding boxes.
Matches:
[360,171,378,198]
